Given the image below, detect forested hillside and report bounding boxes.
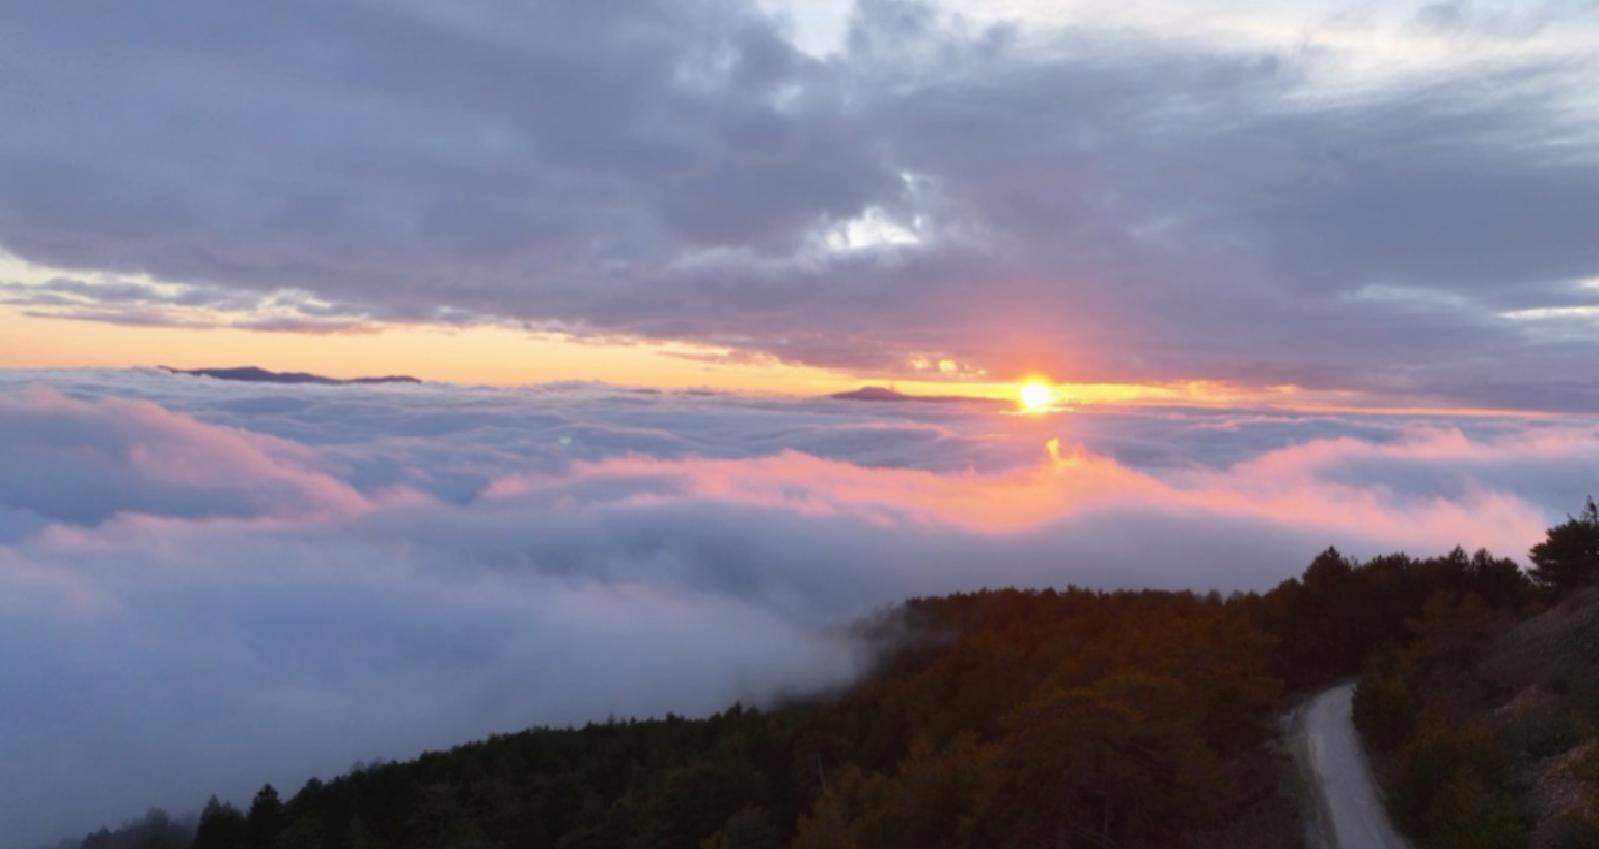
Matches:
[1355,500,1599,848]
[59,510,1579,849]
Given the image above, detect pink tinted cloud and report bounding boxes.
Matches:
[0,384,373,524]
[486,427,1557,560]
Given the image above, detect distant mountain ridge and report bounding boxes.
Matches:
[830,386,978,403]
[161,366,420,385]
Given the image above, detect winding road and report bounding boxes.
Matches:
[1287,682,1414,849]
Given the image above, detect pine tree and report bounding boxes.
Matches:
[247,785,284,849]
[1530,496,1599,595]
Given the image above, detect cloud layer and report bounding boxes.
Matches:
[2,1,1597,407]
[2,369,1597,845]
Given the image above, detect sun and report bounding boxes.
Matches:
[1018,380,1054,413]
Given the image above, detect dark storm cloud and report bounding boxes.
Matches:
[1,1,1596,405]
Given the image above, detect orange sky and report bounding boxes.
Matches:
[0,241,1199,401]
[0,255,1530,415]
[2,303,1522,416]
[0,304,1193,401]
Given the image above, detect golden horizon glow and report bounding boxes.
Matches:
[0,303,1192,403]
[0,303,1545,416]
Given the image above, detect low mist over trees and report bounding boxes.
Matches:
[56,810,189,849]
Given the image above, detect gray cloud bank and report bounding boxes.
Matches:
[3,1,1598,407]
[1,369,1597,845]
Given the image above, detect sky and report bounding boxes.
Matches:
[3,0,1599,844]
[1,0,1597,408]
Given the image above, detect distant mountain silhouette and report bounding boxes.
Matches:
[162,366,420,385]
[830,386,977,403]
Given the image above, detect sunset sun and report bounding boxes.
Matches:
[1018,380,1054,413]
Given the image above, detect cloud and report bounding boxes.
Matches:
[0,385,372,532]
[1,1,1596,407]
[1,276,399,334]
[2,370,1597,845]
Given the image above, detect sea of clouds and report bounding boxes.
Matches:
[3,368,1598,845]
